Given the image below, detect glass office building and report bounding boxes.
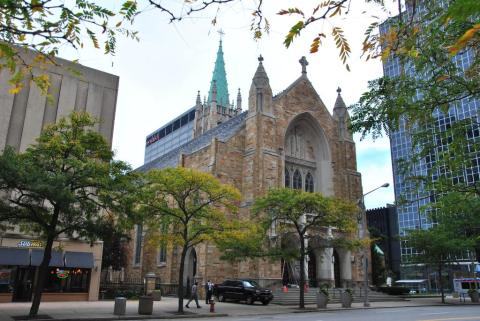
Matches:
[144,107,196,163]
[382,22,480,282]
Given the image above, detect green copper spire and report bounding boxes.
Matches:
[208,39,229,106]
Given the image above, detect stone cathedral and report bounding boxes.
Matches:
[126,40,365,290]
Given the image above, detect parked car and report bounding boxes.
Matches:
[214,279,274,305]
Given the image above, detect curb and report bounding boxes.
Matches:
[10,313,229,321]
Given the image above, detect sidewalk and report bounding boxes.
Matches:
[0,296,477,321]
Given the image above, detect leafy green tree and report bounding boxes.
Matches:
[136,167,247,313]
[0,112,134,317]
[3,0,477,85]
[404,225,472,303]
[253,188,359,309]
[0,0,138,93]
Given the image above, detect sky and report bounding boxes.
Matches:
[59,0,397,209]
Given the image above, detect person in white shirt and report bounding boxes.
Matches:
[185,282,201,308]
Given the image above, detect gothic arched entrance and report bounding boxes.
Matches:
[307,248,317,287]
[333,249,341,288]
[183,248,197,296]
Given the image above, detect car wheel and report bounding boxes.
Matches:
[246,296,254,305]
[218,294,225,302]
[262,300,270,305]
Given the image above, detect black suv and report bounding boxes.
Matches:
[214,279,274,305]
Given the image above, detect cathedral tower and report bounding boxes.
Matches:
[194,37,241,137]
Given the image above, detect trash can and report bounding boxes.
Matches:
[138,296,154,315]
[113,297,127,316]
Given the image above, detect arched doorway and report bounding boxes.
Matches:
[183,248,197,297]
[307,248,317,287]
[333,249,341,288]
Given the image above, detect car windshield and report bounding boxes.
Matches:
[243,280,259,288]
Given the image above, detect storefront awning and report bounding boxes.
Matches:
[30,250,64,267]
[0,248,30,265]
[64,251,94,269]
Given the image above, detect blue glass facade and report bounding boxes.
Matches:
[381,23,480,277]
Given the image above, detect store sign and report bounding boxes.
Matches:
[17,240,44,248]
[56,269,69,279]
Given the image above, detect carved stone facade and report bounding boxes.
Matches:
[128,56,365,290]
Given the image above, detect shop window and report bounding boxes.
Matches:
[44,268,90,293]
[293,170,302,190]
[0,267,14,293]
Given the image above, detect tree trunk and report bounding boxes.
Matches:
[177,244,188,313]
[438,263,445,304]
[29,234,55,317]
[299,237,305,309]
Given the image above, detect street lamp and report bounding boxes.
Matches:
[358,182,389,307]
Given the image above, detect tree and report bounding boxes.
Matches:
[404,225,472,303]
[3,0,477,90]
[0,112,134,317]
[136,167,245,313]
[0,1,138,94]
[253,188,359,309]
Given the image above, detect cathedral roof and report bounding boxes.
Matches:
[137,111,247,172]
[207,40,230,107]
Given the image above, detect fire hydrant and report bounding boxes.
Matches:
[209,299,215,313]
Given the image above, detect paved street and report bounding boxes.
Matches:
[207,306,480,321]
[0,297,478,321]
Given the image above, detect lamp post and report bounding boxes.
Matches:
[358,182,389,307]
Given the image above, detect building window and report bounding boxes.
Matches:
[158,245,167,265]
[305,172,314,192]
[293,170,302,190]
[134,224,143,266]
[158,225,167,265]
[285,168,290,188]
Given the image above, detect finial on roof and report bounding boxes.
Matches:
[258,55,264,63]
[333,86,347,112]
[218,29,225,41]
[196,90,201,105]
[236,88,242,110]
[299,56,308,75]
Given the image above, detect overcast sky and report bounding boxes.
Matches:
[59,0,397,209]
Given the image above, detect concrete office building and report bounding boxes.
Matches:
[0,49,119,302]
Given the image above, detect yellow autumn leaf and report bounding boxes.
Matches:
[9,85,22,94]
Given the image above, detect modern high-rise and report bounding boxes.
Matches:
[382,16,480,283]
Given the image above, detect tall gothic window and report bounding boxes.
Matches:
[134,224,143,265]
[293,170,302,190]
[285,168,291,188]
[305,172,314,192]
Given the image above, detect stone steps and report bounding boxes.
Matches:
[271,288,406,305]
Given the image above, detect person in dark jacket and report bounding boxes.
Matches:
[205,280,214,304]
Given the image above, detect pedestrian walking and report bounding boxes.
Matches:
[205,280,214,304]
[185,282,201,308]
